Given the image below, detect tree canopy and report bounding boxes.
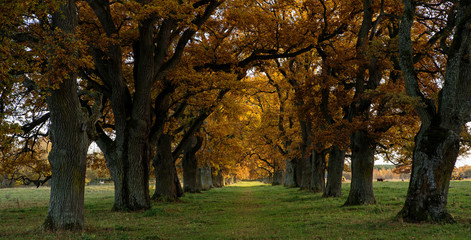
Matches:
[2,0,471,229]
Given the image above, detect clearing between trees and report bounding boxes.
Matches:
[1,181,471,239]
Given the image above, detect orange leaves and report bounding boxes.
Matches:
[40,30,92,89]
[0,137,52,183]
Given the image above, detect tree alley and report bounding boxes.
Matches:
[2,0,471,231]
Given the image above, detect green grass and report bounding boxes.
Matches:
[1,181,471,239]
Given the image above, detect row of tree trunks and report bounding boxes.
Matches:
[284,148,344,197]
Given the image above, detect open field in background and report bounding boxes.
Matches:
[1,181,471,239]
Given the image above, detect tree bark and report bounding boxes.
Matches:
[295,158,303,187]
[272,170,284,186]
[183,135,203,193]
[299,155,312,191]
[311,150,326,193]
[43,0,89,231]
[283,159,297,188]
[196,167,203,191]
[344,131,376,205]
[212,168,224,188]
[152,134,183,201]
[200,165,213,190]
[299,121,313,191]
[324,146,345,198]
[398,124,459,223]
[397,0,471,223]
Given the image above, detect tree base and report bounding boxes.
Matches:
[344,193,375,206]
[397,204,456,224]
[151,195,181,202]
[43,215,83,232]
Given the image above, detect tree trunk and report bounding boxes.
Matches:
[183,135,203,193]
[284,159,297,188]
[183,152,198,193]
[299,120,314,191]
[152,134,183,201]
[272,170,284,186]
[126,127,151,209]
[295,158,302,187]
[299,154,313,191]
[196,167,203,192]
[212,168,224,188]
[344,130,376,205]
[43,0,90,231]
[106,154,127,211]
[324,146,345,198]
[311,150,326,193]
[398,124,460,223]
[200,165,212,190]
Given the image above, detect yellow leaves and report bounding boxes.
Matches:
[0,137,52,182]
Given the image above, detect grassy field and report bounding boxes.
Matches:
[1,181,471,239]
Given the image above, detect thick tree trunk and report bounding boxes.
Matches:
[152,134,183,201]
[397,0,471,223]
[398,124,460,223]
[299,120,314,191]
[124,20,155,210]
[212,168,224,188]
[311,150,326,193]
[44,88,88,231]
[284,159,297,188]
[344,131,376,205]
[43,0,90,231]
[106,155,127,211]
[200,165,212,190]
[183,151,198,193]
[126,128,151,209]
[324,146,345,198]
[299,154,313,191]
[183,135,203,193]
[196,168,203,191]
[101,128,150,211]
[272,170,284,186]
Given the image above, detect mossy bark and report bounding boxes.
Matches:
[398,125,459,223]
[397,0,471,223]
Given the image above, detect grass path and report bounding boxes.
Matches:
[2,181,471,239]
